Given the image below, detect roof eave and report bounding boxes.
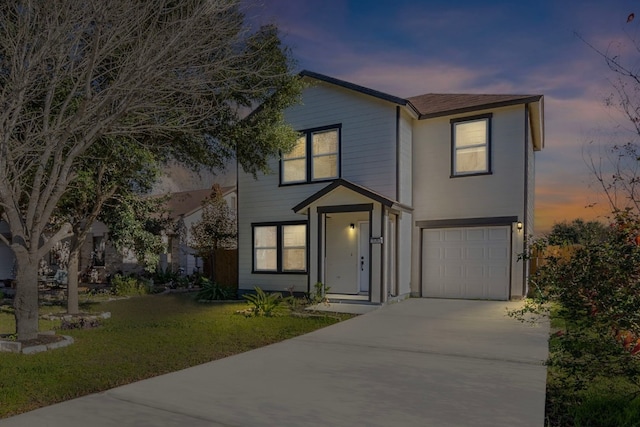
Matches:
[292,179,396,214]
[299,70,411,109]
[414,95,543,120]
[528,97,545,151]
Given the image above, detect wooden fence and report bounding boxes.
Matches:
[529,244,580,276]
[203,249,238,288]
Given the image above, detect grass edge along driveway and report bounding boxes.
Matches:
[0,293,352,418]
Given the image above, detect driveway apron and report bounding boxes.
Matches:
[2,298,549,427]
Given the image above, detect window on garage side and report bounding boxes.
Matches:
[252,222,307,273]
[281,125,340,185]
[451,114,492,176]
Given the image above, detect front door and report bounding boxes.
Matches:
[358,221,370,293]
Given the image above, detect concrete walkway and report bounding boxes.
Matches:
[2,298,549,427]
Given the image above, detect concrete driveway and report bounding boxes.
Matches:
[2,298,549,427]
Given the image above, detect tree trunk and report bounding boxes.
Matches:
[67,248,80,315]
[13,253,40,341]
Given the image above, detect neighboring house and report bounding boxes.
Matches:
[160,186,237,275]
[0,219,131,284]
[238,70,544,302]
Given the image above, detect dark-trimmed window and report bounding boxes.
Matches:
[281,125,340,184]
[451,114,491,176]
[252,222,307,273]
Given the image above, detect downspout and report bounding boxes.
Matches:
[317,208,322,285]
[307,207,311,295]
[235,147,240,295]
[380,206,385,304]
[395,106,400,202]
[523,104,530,297]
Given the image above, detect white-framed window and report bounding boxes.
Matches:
[281,125,340,184]
[252,222,307,273]
[451,114,491,176]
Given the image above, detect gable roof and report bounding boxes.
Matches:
[300,70,544,150]
[299,70,418,115]
[292,179,409,214]
[164,186,235,219]
[300,70,542,119]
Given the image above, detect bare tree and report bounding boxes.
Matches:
[579,20,640,215]
[0,0,301,339]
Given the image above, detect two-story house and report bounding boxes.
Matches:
[238,71,543,303]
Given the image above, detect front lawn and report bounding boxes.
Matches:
[0,293,350,418]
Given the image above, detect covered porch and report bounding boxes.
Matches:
[293,179,406,304]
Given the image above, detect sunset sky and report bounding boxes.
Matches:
[244,0,640,234]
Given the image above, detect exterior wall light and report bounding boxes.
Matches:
[517,222,523,230]
[350,223,355,229]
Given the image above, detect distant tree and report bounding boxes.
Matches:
[190,185,237,282]
[0,0,302,340]
[547,219,609,245]
[54,137,168,314]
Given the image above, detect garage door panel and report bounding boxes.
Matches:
[465,228,485,241]
[489,227,509,240]
[444,265,463,278]
[444,229,463,241]
[422,226,511,300]
[466,247,484,260]
[444,247,463,260]
[489,247,508,260]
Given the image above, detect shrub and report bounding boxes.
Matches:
[195,278,233,301]
[152,267,178,285]
[305,282,330,306]
[111,274,150,296]
[513,212,640,410]
[241,287,288,317]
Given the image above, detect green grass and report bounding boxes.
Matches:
[0,294,351,418]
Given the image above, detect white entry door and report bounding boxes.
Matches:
[358,222,370,293]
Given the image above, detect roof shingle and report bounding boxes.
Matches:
[407,93,543,119]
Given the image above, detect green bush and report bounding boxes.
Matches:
[195,278,233,301]
[111,274,150,296]
[305,282,330,306]
[513,212,640,425]
[152,267,178,285]
[241,287,288,317]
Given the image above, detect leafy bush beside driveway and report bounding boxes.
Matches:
[513,214,640,425]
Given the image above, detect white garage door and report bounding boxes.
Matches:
[422,226,511,300]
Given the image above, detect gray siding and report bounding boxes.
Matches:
[398,109,413,205]
[238,82,399,292]
[287,82,398,199]
[412,105,526,220]
[410,105,529,298]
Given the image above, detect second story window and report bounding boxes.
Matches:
[281,125,341,185]
[451,114,492,176]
